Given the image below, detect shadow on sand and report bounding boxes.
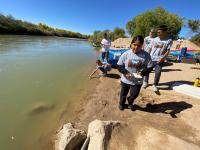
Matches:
[133,101,193,118]
[148,80,194,91]
[162,68,182,72]
[106,73,121,79]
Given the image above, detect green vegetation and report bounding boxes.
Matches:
[0,14,89,39]
[126,7,184,39]
[90,7,185,46]
[188,19,200,46]
[89,27,126,46]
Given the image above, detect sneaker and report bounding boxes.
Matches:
[142,82,148,89]
[152,85,158,92]
[118,105,124,111]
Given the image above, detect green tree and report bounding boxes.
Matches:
[188,19,200,45]
[112,27,125,41]
[126,7,184,39]
[0,13,88,38]
[188,19,200,33]
[89,30,113,45]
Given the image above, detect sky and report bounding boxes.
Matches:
[0,0,199,37]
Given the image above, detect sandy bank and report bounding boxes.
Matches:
[69,62,200,149]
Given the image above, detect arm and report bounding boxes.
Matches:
[117,65,129,75]
[117,52,129,75]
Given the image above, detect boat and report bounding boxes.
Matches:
[100,49,127,68]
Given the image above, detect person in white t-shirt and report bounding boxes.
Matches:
[101,33,111,62]
[117,35,153,111]
[143,25,172,92]
[143,28,156,53]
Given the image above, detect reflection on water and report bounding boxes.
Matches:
[0,35,96,150]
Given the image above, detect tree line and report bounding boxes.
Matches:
[90,7,200,46]
[0,14,89,39]
[89,27,126,46]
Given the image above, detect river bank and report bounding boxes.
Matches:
[57,62,200,149]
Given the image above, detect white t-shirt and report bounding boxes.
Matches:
[117,50,152,85]
[143,36,154,52]
[149,37,172,61]
[101,38,111,52]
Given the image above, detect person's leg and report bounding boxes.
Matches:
[102,52,106,62]
[98,66,106,76]
[99,66,106,73]
[119,82,130,110]
[154,62,163,86]
[106,51,109,62]
[152,62,163,92]
[143,61,156,88]
[143,74,149,88]
[128,84,142,106]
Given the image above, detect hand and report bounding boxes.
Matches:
[157,57,165,64]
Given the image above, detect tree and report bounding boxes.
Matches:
[188,19,200,45]
[126,7,184,39]
[0,13,88,38]
[188,19,200,33]
[112,27,125,41]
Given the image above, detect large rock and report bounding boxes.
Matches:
[87,120,121,150]
[55,123,86,150]
[135,127,200,150]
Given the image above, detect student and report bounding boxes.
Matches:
[143,28,156,53]
[143,28,156,88]
[117,35,153,111]
[101,33,111,62]
[89,59,111,78]
[143,25,173,92]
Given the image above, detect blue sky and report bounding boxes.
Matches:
[0,0,199,37]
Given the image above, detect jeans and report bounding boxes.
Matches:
[119,82,142,106]
[99,66,107,74]
[143,61,164,86]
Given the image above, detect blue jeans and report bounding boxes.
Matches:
[143,61,164,86]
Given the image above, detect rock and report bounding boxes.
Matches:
[87,120,121,150]
[55,123,86,150]
[135,127,200,150]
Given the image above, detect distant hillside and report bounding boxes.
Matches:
[0,14,89,39]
